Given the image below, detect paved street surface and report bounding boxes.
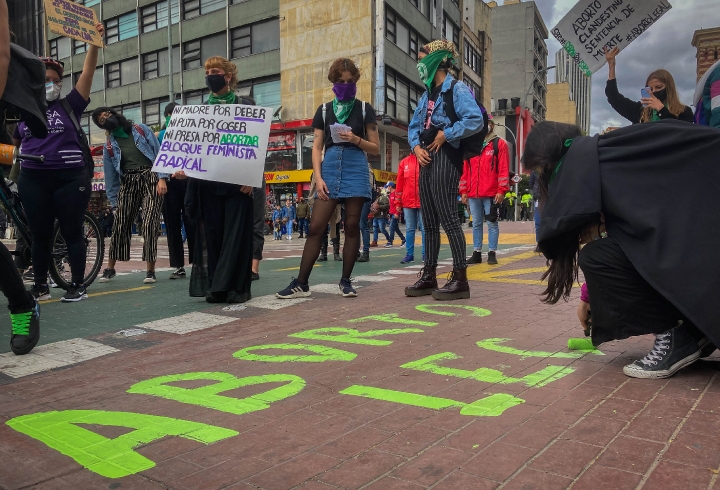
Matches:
[1,221,719,490]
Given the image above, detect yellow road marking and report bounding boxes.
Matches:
[275,264,321,271]
[42,286,154,304]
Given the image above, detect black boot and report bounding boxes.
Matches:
[467,251,482,264]
[432,267,470,301]
[333,242,343,261]
[405,266,437,297]
[317,243,328,262]
[357,251,369,262]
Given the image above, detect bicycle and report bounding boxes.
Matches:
[0,152,105,290]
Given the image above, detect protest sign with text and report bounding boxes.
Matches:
[551,0,672,76]
[153,104,272,188]
[44,0,103,48]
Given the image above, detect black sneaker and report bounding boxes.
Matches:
[339,278,357,298]
[22,269,34,282]
[61,283,88,303]
[98,268,116,283]
[487,251,498,265]
[623,324,701,379]
[29,284,51,301]
[467,251,482,264]
[169,267,186,279]
[10,298,40,355]
[358,251,370,263]
[143,271,157,284]
[251,272,260,281]
[276,278,310,299]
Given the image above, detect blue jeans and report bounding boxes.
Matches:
[360,200,371,252]
[388,214,405,243]
[373,218,390,242]
[468,198,499,252]
[298,218,309,236]
[534,201,540,241]
[403,208,425,258]
[285,221,294,236]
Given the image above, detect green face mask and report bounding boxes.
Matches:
[416,50,453,91]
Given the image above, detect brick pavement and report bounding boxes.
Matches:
[1,249,719,490]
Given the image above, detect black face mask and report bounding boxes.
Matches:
[103,115,119,131]
[205,74,227,93]
[653,88,667,103]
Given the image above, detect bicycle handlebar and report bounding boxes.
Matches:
[17,154,45,163]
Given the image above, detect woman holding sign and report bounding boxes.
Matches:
[276,58,380,299]
[604,47,693,124]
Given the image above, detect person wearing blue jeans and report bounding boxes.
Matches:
[403,208,426,263]
[468,197,499,259]
[373,217,391,243]
[282,199,296,240]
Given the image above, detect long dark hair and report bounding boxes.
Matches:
[162,102,180,129]
[91,106,133,134]
[522,121,584,304]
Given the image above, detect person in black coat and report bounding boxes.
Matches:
[525,120,720,380]
[604,47,693,125]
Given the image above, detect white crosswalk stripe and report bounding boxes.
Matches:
[0,339,119,378]
[137,312,237,334]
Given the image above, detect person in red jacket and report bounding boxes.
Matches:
[459,117,509,265]
[395,155,426,264]
[386,182,406,248]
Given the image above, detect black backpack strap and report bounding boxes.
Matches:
[59,98,81,136]
[492,137,499,171]
[59,98,94,180]
[443,80,459,124]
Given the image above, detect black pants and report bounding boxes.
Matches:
[18,167,90,285]
[580,237,692,345]
[163,178,195,268]
[419,148,466,269]
[0,242,33,313]
[253,184,265,261]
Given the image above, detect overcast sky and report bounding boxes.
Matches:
[534,0,716,134]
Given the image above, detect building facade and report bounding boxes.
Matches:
[692,27,720,82]
[545,82,578,126]
[8,0,46,55]
[36,0,492,200]
[489,0,548,121]
[554,48,590,134]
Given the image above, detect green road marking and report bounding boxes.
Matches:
[416,304,492,317]
[42,286,154,304]
[401,352,576,388]
[289,327,424,346]
[340,385,524,417]
[128,372,305,414]
[348,313,438,327]
[477,338,604,359]
[233,343,357,362]
[6,410,237,479]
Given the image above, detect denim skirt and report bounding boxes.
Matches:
[319,145,372,201]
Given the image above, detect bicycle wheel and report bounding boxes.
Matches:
[49,211,105,289]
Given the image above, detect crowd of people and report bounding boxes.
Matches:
[3,7,720,384]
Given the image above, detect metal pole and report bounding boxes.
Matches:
[167,0,174,101]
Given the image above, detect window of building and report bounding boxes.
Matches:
[143,97,174,127]
[182,33,226,70]
[182,0,226,20]
[463,76,481,104]
[142,47,180,79]
[385,8,424,60]
[236,76,281,114]
[90,68,104,93]
[106,58,139,88]
[230,18,280,58]
[106,12,139,44]
[60,74,72,99]
[77,0,100,6]
[72,39,87,55]
[443,14,459,47]
[115,103,142,124]
[49,37,71,59]
[407,0,431,18]
[464,38,482,77]
[141,0,180,33]
[386,68,423,124]
[184,89,209,105]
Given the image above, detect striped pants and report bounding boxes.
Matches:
[109,169,164,263]
[419,149,467,269]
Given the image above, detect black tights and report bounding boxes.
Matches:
[298,197,363,283]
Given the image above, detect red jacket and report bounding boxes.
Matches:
[395,155,421,209]
[459,135,510,198]
[389,191,400,215]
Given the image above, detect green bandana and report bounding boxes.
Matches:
[417,49,453,91]
[112,127,129,139]
[164,115,171,128]
[550,139,575,185]
[332,98,356,124]
[208,91,237,105]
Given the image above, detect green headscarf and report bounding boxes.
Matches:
[208,91,237,105]
[417,49,453,91]
[333,98,356,124]
[164,115,171,128]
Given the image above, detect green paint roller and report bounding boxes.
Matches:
[567,338,596,351]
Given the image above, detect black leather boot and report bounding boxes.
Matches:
[432,267,470,301]
[333,242,343,261]
[404,266,437,297]
[317,243,328,262]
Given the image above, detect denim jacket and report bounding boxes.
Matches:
[408,75,484,151]
[282,205,296,221]
[103,123,167,207]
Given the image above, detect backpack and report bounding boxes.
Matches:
[59,98,95,182]
[443,79,490,160]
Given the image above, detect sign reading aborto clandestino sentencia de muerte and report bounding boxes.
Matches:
[43,0,103,48]
[152,104,272,188]
[552,0,672,76]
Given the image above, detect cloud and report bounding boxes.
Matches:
[533,0,715,134]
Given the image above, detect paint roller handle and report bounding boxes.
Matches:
[16,153,44,163]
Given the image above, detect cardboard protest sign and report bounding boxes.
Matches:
[44,0,103,48]
[551,0,672,76]
[153,104,272,188]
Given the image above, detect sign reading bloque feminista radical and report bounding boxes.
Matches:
[551,0,672,76]
[44,0,103,48]
[153,104,272,188]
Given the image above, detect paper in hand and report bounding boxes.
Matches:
[330,123,353,144]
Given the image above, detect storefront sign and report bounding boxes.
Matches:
[44,0,103,48]
[551,0,672,76]
[153,104,272,187]
[373,169,398,183]
[268,132,296,151]
[264,169,313,184]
